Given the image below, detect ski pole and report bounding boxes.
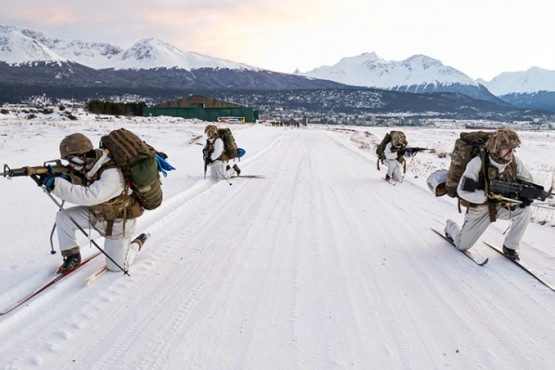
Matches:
[405,152,418,172]
[216,167,232,186]
[46,198,66,255]
[41,187,130,276]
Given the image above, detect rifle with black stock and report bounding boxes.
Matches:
[2,159,131,274]
[202,140,214,179]
[2,160,70,185]
[489,179,554,208]
[399,147,434,173]
[398,147,433,156]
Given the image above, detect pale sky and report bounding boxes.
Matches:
[2,0,553,81]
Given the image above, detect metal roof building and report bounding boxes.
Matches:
[143,95,257,122]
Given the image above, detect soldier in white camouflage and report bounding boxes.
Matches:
[203,125,240,180]
[444,128,533,260]
[383,131,408,184]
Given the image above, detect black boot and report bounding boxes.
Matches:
[502,245,520,261]
[59,253,82,273]
[233,164,241,176]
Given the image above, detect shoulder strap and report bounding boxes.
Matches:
[479,149,490,194]
[479,149,497,222]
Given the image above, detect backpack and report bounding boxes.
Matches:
[445,131,492,197]
[99,128,163,210]
[376,131,407,170]
[218,128,238,161]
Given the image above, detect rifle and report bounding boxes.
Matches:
[2,160,130,275]
[489,179,554,205]
[398,147,432,156]
[202,141,214,179]
[2,160,70,185]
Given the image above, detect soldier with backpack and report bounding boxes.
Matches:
[376,131,408,184]
[444,128,533,260]
[203,124,241,180]
[38,132,153,273]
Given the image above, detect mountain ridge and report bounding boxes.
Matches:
[1,25,256,71]
[1,25,555,113]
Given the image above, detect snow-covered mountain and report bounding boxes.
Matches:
[118,38,257,71]
[0,25,256,71]
[0,25,67,65]
[480,67,555,95]
[297,52,503,104]
[478,68,555,112]
[0,25,345,99]
[2,25,555,112]
[299,52,478,89]
[14,27,123,69]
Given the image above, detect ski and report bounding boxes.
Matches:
[231,175,266,179]
[0,251,102,316]
[84,233,151,287]
[483,241,555,291]
[84,266,108,287]
[431,228,489,266]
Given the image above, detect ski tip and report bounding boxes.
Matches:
[135,233,151,241]
[133,233,151,252]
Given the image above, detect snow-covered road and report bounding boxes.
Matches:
[1,122,555,369]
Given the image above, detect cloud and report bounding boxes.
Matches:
[2,0,555,79]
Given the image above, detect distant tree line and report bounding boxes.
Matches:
[87,100,146,116]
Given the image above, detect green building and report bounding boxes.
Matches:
[143,95,257,122]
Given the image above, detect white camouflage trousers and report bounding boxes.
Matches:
[210,160,237,180]
[384,159,403,182]
[445,204,531,251]
[56,206,139,271]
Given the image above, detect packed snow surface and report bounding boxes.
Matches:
[0,113,554,369]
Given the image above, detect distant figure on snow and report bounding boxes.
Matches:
[382,131,408,184]
[203,124,240,181]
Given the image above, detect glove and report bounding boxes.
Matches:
[38,166,56,191]
[487,192,503,203]
[38,166,70,191]
[519,198,533,208]
[155,153,175,177]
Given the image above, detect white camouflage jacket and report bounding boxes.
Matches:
[209,137,225,162]
[51,153,125,206]
[457,155,533,205]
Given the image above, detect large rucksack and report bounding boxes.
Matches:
[218,128,238,161]
[376,131,407,170]
[444,131,493,197]
[99,128,163,210]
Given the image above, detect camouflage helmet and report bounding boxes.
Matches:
[484,128,521,155]
[59,133,93,159]
[390,131,407,148]
[204,124,218,138]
